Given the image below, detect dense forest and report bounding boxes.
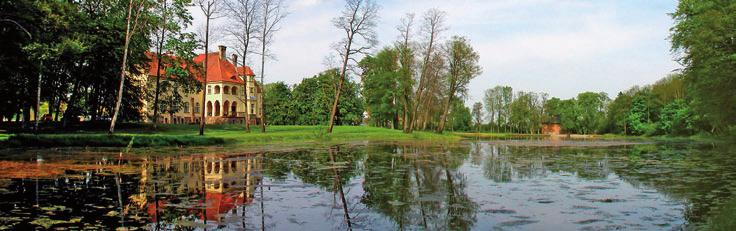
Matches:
[2,0,734,137]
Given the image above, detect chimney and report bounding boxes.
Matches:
[218,45,226,60]
[231,54,238,66]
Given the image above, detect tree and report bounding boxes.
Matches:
[471,102,483,132]
[224,0,261,132]
[395,13,415,132]
[147,33,201,124]
[447,99,471,132]
[196,0,224,136]
[359,47,400,128]
[575,92,608,134]
[671,0,736,134]
[409,9,446,133]
[327,0,379,133]
[263,81,294,125]
[257,0,286,133]
[110,0,154,134]
[437,36,481,133]
[658,99,695,135]
[483,86,513,132]
[151,0,193,128]
[292,69,363,125]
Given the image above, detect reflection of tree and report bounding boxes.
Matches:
[360,144,416,229]
[482,145,514,182]
[359,144,478,230]
[481,146,614,182]
[442,151,478,230]
[262,148,364,191]
[329,146,353,230]
[612,143,736,226]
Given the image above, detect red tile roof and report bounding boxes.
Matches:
[146,51,255,85]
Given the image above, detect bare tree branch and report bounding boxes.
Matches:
[326,0,380,133]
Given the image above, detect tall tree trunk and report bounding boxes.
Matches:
[328,147,352,230]
[109,0,138,135]
[259,40,266,133]
[327,35,353,134]
[243,63,250,132]
[34,60,42,134]
[437,87,455,133]
[199,9,211,136]
[152,3,166,128]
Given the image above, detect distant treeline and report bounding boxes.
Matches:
[475,74,693,135]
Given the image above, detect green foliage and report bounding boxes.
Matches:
[575,92,609,134]
[278,69,363,125]
[658,99,695,135]
[671,0,736,133]
[0,0,158,125]
[447,99,472,131]
[483,86,513,132]
[359,48,401,128]
[264,82,295,125]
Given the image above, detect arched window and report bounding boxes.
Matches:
[207,101,213,116]
[232,86,238,95]
[215,100,221,116]
[224,86,230,95]
[207,86,212,95]
[223,101,230,116]
[215,85,221,94]
[231,102,237,116]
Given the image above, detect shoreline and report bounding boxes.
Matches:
[0,125,723,149]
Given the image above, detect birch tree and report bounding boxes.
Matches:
[327,0,379,133]
[109,0,151,134]
[257,0,286,133]
[196,0,224,135]
[224,0,260,132]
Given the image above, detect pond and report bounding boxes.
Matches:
[0,140,735,230]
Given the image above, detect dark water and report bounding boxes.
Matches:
[1,141,735,230]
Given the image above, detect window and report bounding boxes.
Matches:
[194,103,200,113]
[232,86,238,95]
[183,102,189,113]
[215,85,221,94]
[207,86,212,95]
[250,87,254,93]
[224,86,230,95]
[250,103,255,114]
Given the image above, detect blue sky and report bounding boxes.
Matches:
[191,0,681,105]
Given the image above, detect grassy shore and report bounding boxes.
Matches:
[1,124,462,148]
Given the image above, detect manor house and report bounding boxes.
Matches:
[141,45,262,125]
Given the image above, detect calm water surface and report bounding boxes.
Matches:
[0,140,735,230]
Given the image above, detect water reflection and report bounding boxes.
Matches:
[0,141,734,230]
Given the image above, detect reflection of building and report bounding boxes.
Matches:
[141,45,263,125]
[132,153,262,222]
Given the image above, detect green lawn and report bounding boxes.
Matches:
[2,124,462,148]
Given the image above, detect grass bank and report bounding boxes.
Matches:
[1,124,461,148]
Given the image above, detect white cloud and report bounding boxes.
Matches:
[187,0,681,106]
